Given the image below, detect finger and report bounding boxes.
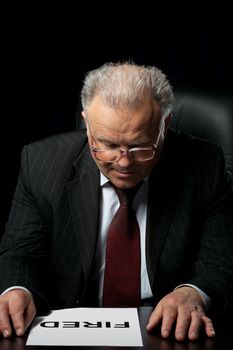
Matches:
[146,304,163,331]
[9,294,29,336]
[0,303,12,338]
[188,310,204,340]
[174,307,191,341]
[160,306,177,339]
[202,315,216,338]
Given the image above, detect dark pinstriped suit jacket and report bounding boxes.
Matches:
[0,129,233,314]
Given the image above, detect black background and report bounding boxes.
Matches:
[1,4,233,233]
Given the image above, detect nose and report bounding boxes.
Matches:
[116,150,133,167]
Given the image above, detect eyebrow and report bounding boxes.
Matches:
[96,136,152,146]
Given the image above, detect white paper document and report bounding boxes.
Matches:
[26,307,143,347]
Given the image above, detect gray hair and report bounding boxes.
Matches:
[81,62,175,119]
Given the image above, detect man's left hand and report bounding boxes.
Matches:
[146,286,215,341]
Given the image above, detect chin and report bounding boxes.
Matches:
[111,177,141,189]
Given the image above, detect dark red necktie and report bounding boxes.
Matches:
[102,183,141,307]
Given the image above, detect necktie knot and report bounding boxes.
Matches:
[112,182,142,207]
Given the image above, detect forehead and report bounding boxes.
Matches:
[86,96,162,142]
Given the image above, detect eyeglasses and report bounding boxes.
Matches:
[91,124,163,163]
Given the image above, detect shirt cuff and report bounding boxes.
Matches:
[1,286,32,297]
[174,284,211,310]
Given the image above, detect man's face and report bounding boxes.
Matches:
[83,96,168,189]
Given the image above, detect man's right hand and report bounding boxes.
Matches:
[0,289,36,338]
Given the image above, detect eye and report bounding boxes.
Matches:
[104,143,119,149]
[130,144,151,149]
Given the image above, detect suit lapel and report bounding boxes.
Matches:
[65,145,100,282]
[146,136,177,291]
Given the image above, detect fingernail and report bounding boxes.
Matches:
[16,328,23,336]
[3,330,10,338]
[190,331,196,337]
[162,330,169,338]
[177,332,185,339]
[212,330,216,337]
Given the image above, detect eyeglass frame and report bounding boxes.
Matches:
[89,123,164,163]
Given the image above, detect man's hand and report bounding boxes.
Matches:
[0,289,36,338]
[146,287,215,341]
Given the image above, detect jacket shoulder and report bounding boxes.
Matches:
[166,128,225,161]
[19,130,89,179]
[164,129,228,183]
[26,130,87,152]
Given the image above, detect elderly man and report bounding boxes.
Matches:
[0,62,232,341]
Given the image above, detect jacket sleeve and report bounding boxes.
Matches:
[0,145,51,314]
[187,146,233,313]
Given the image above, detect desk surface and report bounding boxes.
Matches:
[0,307,232,349]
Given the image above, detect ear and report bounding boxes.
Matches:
[81,111,86,122]
[82,111,89,131]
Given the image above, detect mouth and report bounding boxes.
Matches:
[113,169,137,177]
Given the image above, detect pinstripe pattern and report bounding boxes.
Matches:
[146,131,233,311]
[0,129,232,312]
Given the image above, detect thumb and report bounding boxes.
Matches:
[146,304,163,332]
[24,297,36,331]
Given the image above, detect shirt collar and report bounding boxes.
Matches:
[100,172,149,187]
[100,173,109,187]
